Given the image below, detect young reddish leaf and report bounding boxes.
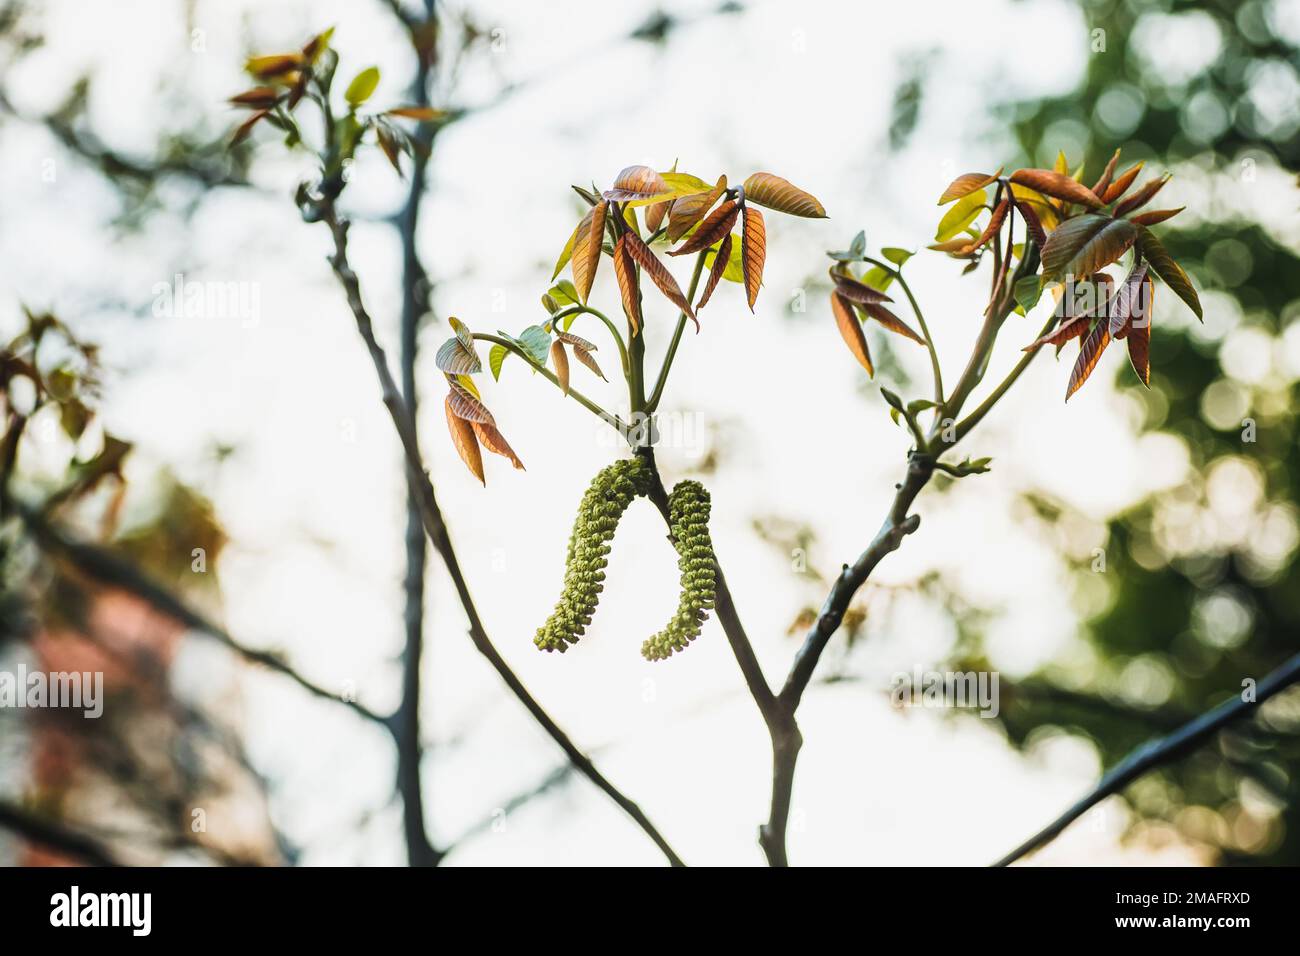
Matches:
[667,175,726,241]
[571,345,606,381]
[969,198,1010,251]
[603,165,669,202]
[832,271,894,305]
[445,398,484,485]
[1066,316,1111,401]
[230,109,270,146]
[1107,263,1151,338]
[696,233,731,310]
[1114,173,1172,217]
[556,330,596,351]
[1137,226,1202,320]
[1040,214,1137,282]
[1127,292,1152,387]
[741,172,827,218]
[937,170,1001,205]
[386,106,446,121]
[1023,316,1092,351]
[447,380,493,423]
[670,198,740,256]
[1015,199,1048,247]
[471,420,525,470]
[612,235,643,335]
[550,339,570,395]
[230,87,280,108]
[375,124,404,175]
[245,54,303,80]
[1090,148,1121,200]
[862,303,924,344]
[624,231,697,327]
[571,200,607,303]
[645,199,670,234]
[741,206,767,311]
[832,293,873,376]
[1102,163,1144,204]
[1128,207,1185,226]
[1009,169,1104,209]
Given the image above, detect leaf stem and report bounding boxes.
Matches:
[472,332,627,431]
[863,256,943,405]
[646,251,708,414]
[549,304,630,377]
[951,311,1055,446]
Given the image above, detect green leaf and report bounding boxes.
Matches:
[860,266,895,292]
[882,247,914,267]
[489,344,509,381]
[704,232,745,283]
[1013,275,1043,313]
[907,398,937,414]
[935,189,986,242]
[1137,227,1203,320]
[516,325,551,365]
[344,66,380,106]
[880,387,906,412]
[827,230,867,262]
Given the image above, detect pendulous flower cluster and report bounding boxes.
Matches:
[641,481,717,662]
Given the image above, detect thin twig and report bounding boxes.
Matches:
[994,650,1300,866]
[321,206,685,866]
[0,800,123,867]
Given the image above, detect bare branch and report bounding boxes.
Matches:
[993,650,1300,867]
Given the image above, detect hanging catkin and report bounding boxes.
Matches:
[641,480,716,661]
[534,457,650,653]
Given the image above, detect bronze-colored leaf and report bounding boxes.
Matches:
[1127,293,1152,387]
[471,419,524,470]
[447,380,493,423]
[832,293,873,376]
[245,53,303,80]
[445,397,484,484]
[386,106,445,121]
[1009,169,1104,209]
[375,124,404,175]
[1114,174,1171,217]
[669,199,739,256]
[742,172,827,218]
[1107,263,1151,338]
[1023,316,1092,351]
[1128,207,1184,227]
[230,109,270,147]
[613,234,643,335]
[741,206,766,311]
[667,175,726,241]
[571,200,607,303]
[1015,199,1048,248]
[1066,316,1111,401]
[970,198,1010,251]
[1040,214,1137,282]
[696,233,731,311]
[603,165,669,202]
[862,303,924,344]
[550,339,570,395]
[832,272,894,305]
[1102,163,1144,204]
[1090,148,1121,201]
[645,199,670,234]
[556,330,597,351]
[230,87,280,108]
[571,345,606,381]
[937,169,1001,205]
[624,231,697,328]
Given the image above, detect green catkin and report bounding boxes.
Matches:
[641,480,716,662]
[535,457,650,653]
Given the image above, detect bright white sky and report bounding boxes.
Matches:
[11,0,1288,864]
